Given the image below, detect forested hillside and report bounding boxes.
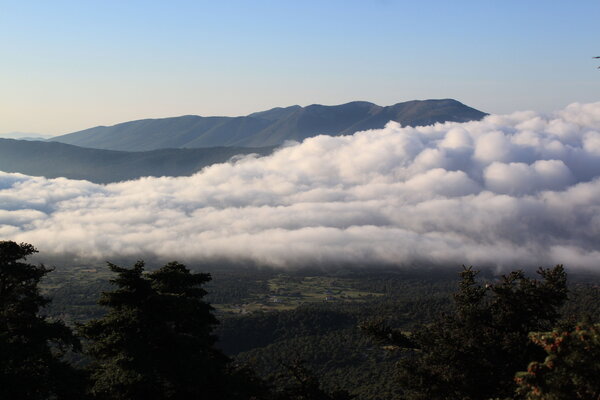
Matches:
[3,243,594,400]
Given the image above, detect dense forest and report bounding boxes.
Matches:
[1,240,600,400]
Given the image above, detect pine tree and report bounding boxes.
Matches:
[79,260,233,400]
[391,265,568,400]
[515,320,600,400]
[0,241,83,400]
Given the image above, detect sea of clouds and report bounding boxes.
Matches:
[2,102,600,270]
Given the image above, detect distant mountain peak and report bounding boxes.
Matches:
[50,99,486,151]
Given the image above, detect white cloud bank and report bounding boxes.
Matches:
[3,102,600,270]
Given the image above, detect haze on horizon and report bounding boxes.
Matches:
[1,0,599,135]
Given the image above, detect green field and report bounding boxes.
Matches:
[41,264,387,321]
[215,274,385,314]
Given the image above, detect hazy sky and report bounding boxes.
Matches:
[2,0,599,135]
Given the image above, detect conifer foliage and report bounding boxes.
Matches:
[394,265,568,400]
[515,321,600,400]
[0,241,82,400]
[79,260,231,400]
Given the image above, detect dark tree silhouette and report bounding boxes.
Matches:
[79,260,235,399]
[0,241,83,399]
[374,265,568,400]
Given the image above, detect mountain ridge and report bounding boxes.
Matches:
[50,99,486,151]
[0,138,273,184]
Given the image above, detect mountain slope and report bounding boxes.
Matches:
[0,139,273,183]
[50,99,486,151]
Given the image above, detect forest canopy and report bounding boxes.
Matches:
[1,241,599,400]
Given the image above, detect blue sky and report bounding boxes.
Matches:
[2,0,599,134]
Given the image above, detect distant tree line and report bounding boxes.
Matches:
[1,240,599,399]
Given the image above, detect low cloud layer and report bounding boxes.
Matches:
[2,102,600,270]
